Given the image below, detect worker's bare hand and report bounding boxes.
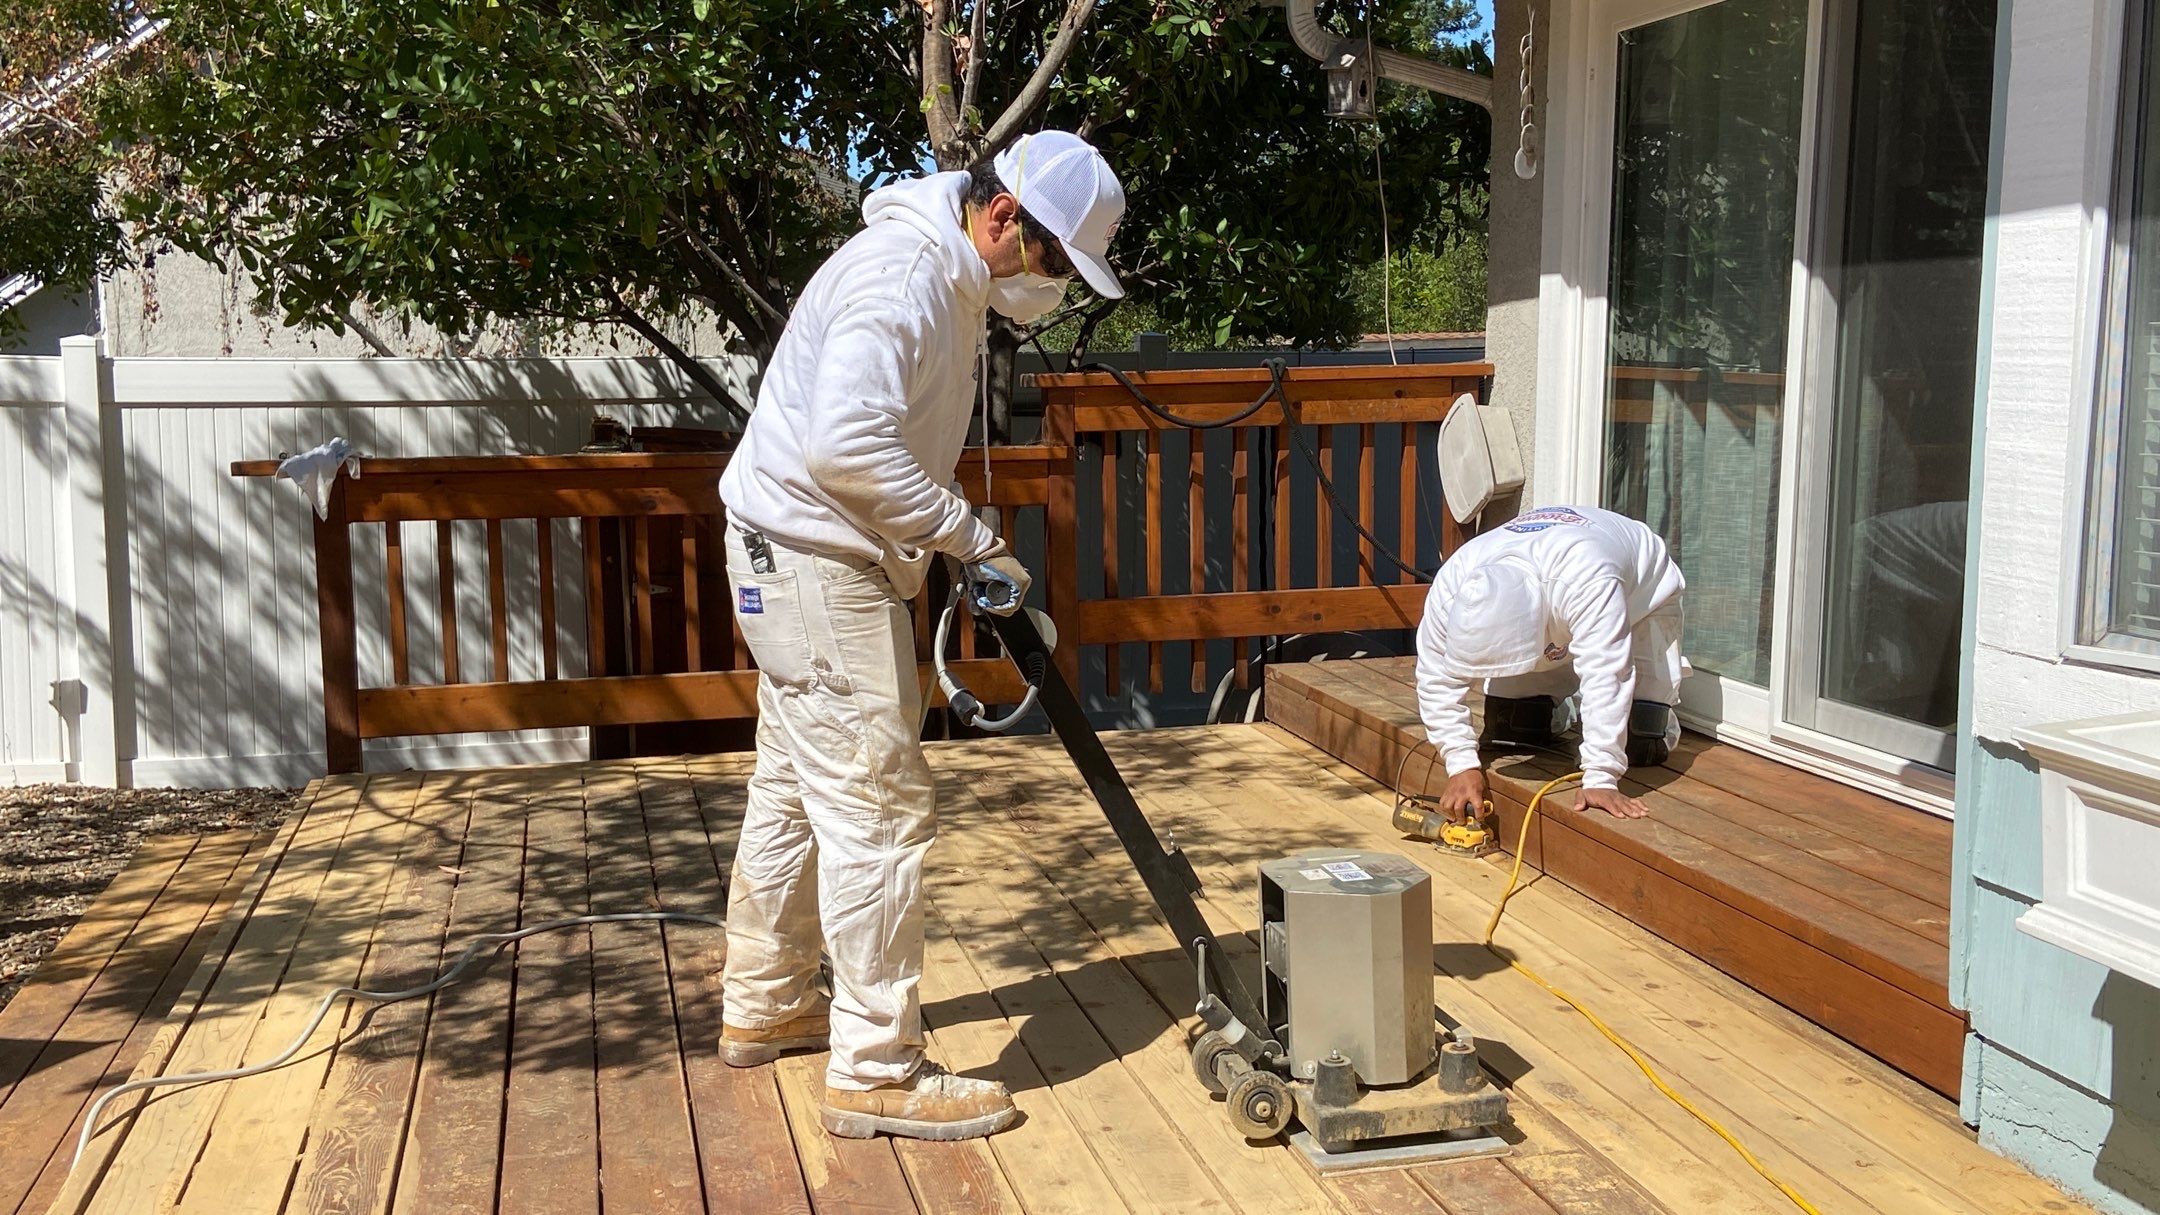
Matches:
[1576,787,1650,819]
[1439,769,1488,819]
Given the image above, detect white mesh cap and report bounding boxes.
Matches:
[992,131,1126,298]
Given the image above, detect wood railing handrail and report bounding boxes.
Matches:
[251,364,1485,773]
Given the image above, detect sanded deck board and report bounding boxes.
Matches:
[285,772,472,1215]
[0,835,202,1107]
[929,758,1346,1215]
[0,831,263,1215]
[171,772,429,1215]
[69,777,371,1215]
[389,771,526,1215]
[496,766,601,1215]
[42,783,327,1215]
[671,757,818,1215]
[47,732,2082,1215]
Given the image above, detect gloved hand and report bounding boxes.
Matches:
[964,544,1032,616]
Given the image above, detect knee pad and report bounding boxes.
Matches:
[1626,701,1680,768]
[1482,695,1567,748]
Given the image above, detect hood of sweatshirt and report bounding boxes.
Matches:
[859,171,991,308]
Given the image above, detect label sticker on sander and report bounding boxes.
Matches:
[1322,861,1373,882]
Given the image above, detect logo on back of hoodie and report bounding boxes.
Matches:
[1504,507,1588,534]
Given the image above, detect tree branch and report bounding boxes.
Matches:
[336,303,400,357]
[958,0,989,131]
[606,294,752,426]
[980,0,1099,155]
[921,0,963,165]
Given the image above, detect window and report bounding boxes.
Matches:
[2090,0,2160,650]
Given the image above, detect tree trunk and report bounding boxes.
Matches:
[985,315,1021,444]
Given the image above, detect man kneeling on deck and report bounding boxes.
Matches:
[1415,505,1687,821]
[714,131,1127,1142]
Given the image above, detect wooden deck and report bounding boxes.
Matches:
[0,831,270,1215]
[40,726,2080,1214]
[1264,657,1966,1096]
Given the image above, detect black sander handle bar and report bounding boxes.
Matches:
[980,606,1276,1056]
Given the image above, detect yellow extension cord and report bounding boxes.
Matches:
[1480,771,1824,1215]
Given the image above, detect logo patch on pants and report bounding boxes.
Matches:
[738,587,764,615]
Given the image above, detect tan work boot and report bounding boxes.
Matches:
[821,1060,1017,1141]
[720,1013,831,1067]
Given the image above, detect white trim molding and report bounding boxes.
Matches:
[2015,711,2160,989]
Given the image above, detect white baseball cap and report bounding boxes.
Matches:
[993,131,1126,299]
[1442,557,1552,678]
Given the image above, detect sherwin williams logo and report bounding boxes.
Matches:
[738,587,764,615]
[1505,507,1588,533]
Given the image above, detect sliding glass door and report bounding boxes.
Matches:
[1786,0,1996,769]
[1600,0,1810,723]
[1586,0,1997,789]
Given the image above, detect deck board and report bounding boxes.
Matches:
[1264,656,1967,1096]
[0,831,265,1215]
[35,727,2086,1214]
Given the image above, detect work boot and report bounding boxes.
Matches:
[720,1013,831,1067]
[821,1060,1018,1141]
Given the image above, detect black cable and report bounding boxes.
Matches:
[1079,358,1286,430]
[1081,357,1439,584]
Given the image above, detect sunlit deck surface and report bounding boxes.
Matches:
[24,726,2081,1214]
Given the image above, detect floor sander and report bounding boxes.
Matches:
[935,580,1511,1170]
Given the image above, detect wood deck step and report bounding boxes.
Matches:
[1263,656,1966,1097]
[0,828,271,1215]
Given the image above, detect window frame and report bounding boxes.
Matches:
[2075,0,2160,671]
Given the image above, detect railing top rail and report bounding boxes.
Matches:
[231,445,1069,480]
[1029,361,1494,389]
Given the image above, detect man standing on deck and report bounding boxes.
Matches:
[1415,505,1688,820]
[714,131,1126,1142]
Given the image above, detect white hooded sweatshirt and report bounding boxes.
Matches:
[1415,506,1685,789]
[719,172,1008,599]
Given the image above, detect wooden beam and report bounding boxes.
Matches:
[1077,585,1423,644]
[356,660,1032,737]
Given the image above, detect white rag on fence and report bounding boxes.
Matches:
[276,438,360,520]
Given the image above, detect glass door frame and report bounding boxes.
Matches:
[1553,0,1960,809]
[1771,0,1967,780]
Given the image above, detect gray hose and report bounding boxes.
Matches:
[73,910,724,1168]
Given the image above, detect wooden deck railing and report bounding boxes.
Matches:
[236,361,1489,772]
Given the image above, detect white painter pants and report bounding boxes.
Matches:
[721,528,935,1091]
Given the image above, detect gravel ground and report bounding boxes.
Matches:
[0,784,301,1013]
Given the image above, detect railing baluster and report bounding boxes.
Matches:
[1358,423,1377,585]
[538,519,558,680]
[1400,422,1419,581]
[486,519,510,682]
[1188,429,1206,694]
[437,520,460,684]
[1316,425,1334,588]
[1145,428,1165,694]
[1100,432,1120,693]
[1232,429,1250,689]
[385,520,410,686]
[583,517,607,678]
[683,516,703,672]
[1274,421,1291,593]
[633,517,655,676]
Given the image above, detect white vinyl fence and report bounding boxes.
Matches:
[0,336,747,788]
